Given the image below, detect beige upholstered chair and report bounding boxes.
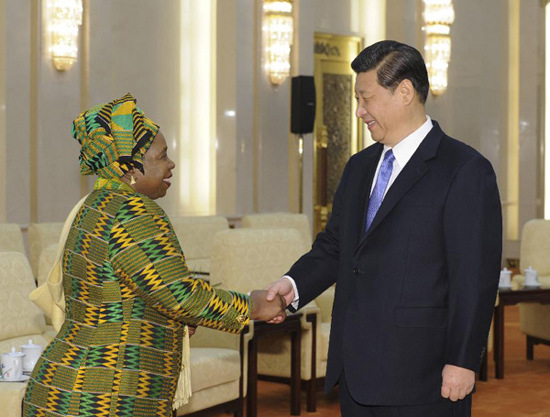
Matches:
[241,213,333,411]
[36,243,60,288]
[27,222,64,278]
[175,325,254,416]
[0,223,25,255]
[171,216,229,273]
[241,212,313,248]
[0,252,56,417]
[209,228,326,411]
[34,243,61,326]
[512,220,550,358]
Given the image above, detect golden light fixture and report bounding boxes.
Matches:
[423,0,455,96]
[262,0,294,86]
[46,0,83,71]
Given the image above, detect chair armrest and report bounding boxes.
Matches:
[190,321,254,350]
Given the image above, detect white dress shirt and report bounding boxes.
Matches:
[284,116,434,308]
[370,116,433,197]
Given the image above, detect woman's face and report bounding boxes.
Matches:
[132,131,175,200]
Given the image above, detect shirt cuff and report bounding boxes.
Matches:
[282,275,299,310]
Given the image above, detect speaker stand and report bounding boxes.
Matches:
[298,134,304,213]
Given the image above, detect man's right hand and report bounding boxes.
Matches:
[266,277,295,306]
[264,277,296,324]
[250,290,287,322]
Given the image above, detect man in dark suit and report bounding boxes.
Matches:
[266,40,502,416]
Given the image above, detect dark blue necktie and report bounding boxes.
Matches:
[366,150,395,231]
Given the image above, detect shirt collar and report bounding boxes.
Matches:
[383,116,433,167]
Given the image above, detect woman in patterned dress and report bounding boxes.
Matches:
[23,94,285,416]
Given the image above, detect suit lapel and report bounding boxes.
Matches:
[359,145,384,227]
[347,145,383,249]
[358,122,445,247]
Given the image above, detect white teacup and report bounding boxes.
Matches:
[1,347,25,381]
[524,266,539,287]
[499,268,512,288]
[20,339,43,373]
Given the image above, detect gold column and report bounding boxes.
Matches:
[287,0,300,214]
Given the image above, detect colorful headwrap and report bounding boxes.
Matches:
[72,93,160,179]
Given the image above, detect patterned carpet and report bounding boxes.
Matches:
[206,306,550,416]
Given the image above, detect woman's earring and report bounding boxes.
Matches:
[130,175,136,185]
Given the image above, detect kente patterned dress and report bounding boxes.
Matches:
[23,178,250,417]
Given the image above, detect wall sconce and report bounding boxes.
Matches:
[423,0,455,96]
[263,0,294,86]
[46,0,83,71]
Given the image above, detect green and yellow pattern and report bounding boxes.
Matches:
[72,93,159,179]
[23,179,250,417]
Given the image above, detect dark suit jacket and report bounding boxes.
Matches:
[288,121,502,406]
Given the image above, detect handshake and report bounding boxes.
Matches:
[249,290,287,323]
[249,278,296,323]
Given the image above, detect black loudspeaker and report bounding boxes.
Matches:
[290,76,316,134]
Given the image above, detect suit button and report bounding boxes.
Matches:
[353,268,359,275]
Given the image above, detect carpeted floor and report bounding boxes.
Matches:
[472,306,550,417]
[208,306,550,416]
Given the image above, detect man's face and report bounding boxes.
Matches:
[354,69,405,146]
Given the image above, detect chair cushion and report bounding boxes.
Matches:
[37,244,60,287]
[28,222,63,277]
[519,303,550,340]
[520,220,550,275]
[189,347,240,392]
[210,228,305,292]
[0,253,45,341]
[241,212,313,248]
[0,224,25,255]
[0,381,26,417]
[175,380,239,415]
[171,216,229,260]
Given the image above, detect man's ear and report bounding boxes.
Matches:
[398,79,415,106]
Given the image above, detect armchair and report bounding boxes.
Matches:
[171,216,229,273]
[240,213,332,411]
[209,228,323,412]
[0,252,55,417]
[174,324,254,417]
[27,222,63,278]
[36,243,59,287]
[513,219,550,358]
[241,212,313,248]
[0,224,25,255]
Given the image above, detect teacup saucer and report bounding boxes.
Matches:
[0,374,30,383]
[523,284,541,289]
[498,284,513,290]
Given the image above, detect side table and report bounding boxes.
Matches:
[247,313,302,417]
[493,286,550,378]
